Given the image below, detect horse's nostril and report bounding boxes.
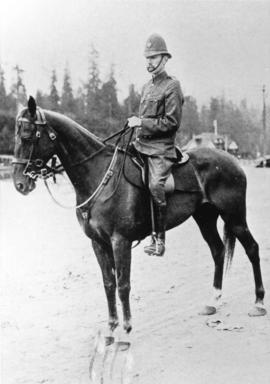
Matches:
[16,182,24,191]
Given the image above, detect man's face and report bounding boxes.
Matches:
[146,54,167,74]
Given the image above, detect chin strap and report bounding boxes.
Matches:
[147,55,164,73]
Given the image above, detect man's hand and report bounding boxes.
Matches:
[127,116,142,128]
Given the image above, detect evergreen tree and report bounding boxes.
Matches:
[266,105,270,155]
[200,105,210,132]
[101,64,121,120]
[12,65,27,111]
[123,84,140,117]
[61,66,74,115]
[197,96,262,157]
[236,101,261,157]
[0,67,15,153]
[75,86,86,122]
[0,66,7,111]
[0,120,14,153]
[35,90,50,109]
[48,69,60,111]
[99,65,123,134]
[85,45,102,125]
[179,96,200,145]
[209,97,220,129]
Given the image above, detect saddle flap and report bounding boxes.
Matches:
[124,146,201,193]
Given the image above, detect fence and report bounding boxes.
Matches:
[0,155,13,180]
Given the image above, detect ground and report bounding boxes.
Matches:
[1,165,270,384]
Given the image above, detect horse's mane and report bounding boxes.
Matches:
[44,110,105,149]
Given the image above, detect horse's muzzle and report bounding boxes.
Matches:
[14,178,36,195]
[13,167,36,195]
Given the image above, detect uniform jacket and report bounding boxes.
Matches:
[134,70,184,158]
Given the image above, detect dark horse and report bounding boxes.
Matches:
[13,97,266,334]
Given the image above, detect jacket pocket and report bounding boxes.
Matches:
[141,97,163,118]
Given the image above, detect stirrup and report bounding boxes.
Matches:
[152,238,165,257]
[144,235,165,257]
[144,234,156,255]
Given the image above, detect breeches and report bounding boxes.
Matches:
[147,156,174,206]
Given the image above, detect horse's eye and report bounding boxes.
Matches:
[21,122,35,139]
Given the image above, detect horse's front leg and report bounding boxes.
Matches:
[112,234,132,333]
[92,239,119,332]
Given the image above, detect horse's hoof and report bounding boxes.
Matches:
[199,305,217,316]
[105,336,115,346]
[115,341,131,352]
[123,321,132,333]
[248,306,267,317]
[109,319,119,332]
[124,325,132,334]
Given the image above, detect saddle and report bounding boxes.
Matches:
[123,145,201,193]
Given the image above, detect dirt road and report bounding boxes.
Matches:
[1,165,270,384]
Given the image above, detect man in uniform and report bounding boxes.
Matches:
[127,33,184,257]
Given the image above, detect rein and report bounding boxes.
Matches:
[101,125,134,203]
[43,145,119,209]
[68,146,106,168]
[44,124,134,210]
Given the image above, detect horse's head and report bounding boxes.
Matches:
[13,96,58,195]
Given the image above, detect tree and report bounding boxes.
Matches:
[0,119,14,153]
[85,45,102,127]
[12,65,27,112]
[0,66,7,111]
[35,90,50,109]
[200,104,210,132]
[123,84,140,117]
[198,96,262,157]
[48,69,60,111]
[178,95,200,145]
[74,86,87,123]
[99,65,123,134]
[101,65,121,118]
[209,97,220,125]
[61,66,74,115]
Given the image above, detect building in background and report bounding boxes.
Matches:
[183,132,239,157]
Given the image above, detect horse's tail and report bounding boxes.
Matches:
[223,223,236,273]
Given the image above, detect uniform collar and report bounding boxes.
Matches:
[152,70,168,84]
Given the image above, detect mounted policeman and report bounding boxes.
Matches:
[127,33,184,257]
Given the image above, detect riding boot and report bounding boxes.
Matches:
[153,205,166,256]
[144,204,166,257]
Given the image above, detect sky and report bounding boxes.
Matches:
[1,0,270,108]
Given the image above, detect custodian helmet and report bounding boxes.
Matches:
[144,33,172,59]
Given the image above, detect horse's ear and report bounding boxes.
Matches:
[28,96,36,117]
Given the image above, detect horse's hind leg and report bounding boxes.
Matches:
[92,239,119,332]
[193,204,225,315]
[227,218,266,316]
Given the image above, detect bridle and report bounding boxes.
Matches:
[12,107,131,210]
[12,108,61,180]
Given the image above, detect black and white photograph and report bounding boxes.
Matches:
[1,1,270,383]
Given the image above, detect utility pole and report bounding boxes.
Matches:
[262,85,266,158]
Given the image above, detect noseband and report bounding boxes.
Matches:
[12,108,60,180]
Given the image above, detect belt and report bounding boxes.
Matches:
[140,133,173,140]
[141,135,154,139]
